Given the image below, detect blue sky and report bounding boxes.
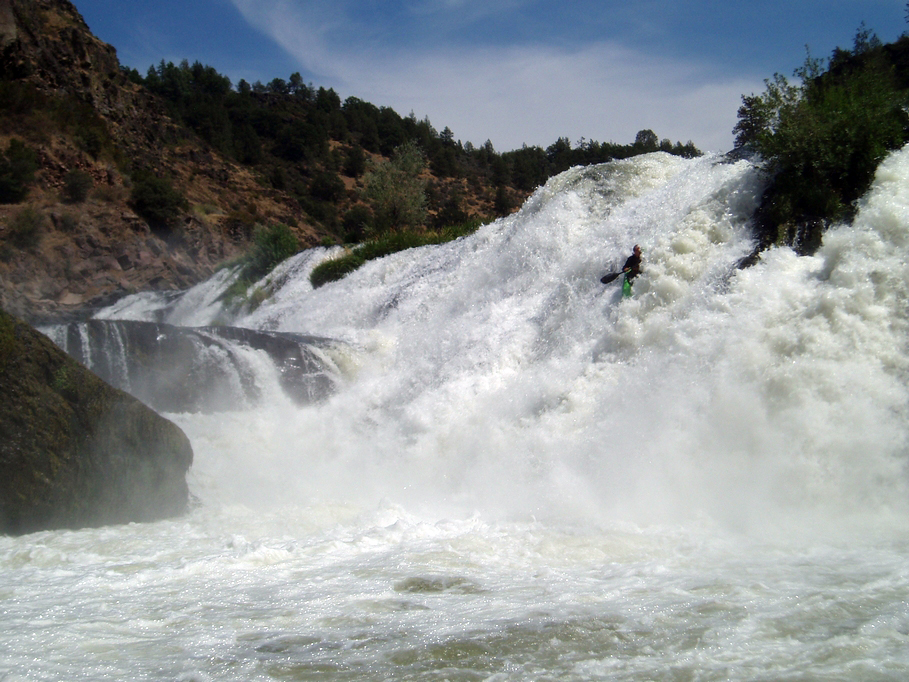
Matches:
[73,1,906,153]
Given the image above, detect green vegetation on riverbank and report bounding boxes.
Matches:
[221,223,300,307]
[310,218,484,288]
[734,26,909,251]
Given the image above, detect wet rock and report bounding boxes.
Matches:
[0,308,193,535]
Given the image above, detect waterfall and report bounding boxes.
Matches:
[44,320,344,412]
[13,149,909,682]
[50,149,909,533]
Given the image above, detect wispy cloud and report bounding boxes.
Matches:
[406,0,531,25]
[350,42,757,152]
[229,0,758,151]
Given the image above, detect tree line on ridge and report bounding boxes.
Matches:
[121,60,701,242]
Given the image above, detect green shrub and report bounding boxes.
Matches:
[364,140,428,234]
[309,250,367,288]
[63,169,93,203]
[50,95,112,160]
[247,286,268,311]
[433,194,469,229]
[129,170,188,228]
[309,217,484,288]
[342,204,373,242]
[309,171,346,203]
[75,129,104,159]
[494,186,516,216]
[246,223,299,280]
[343,145,367,178]
[437,217,485,241]
[8,206,45,249]
[52,364,76,398]
[356,230,431,261]
[0,139,38,204]
[0,81,43,118]
[221,275,252,305]
[219,223,300,307]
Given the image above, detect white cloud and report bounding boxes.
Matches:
[229,0,759,152]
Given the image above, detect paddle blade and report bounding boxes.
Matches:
[600,272,621,284]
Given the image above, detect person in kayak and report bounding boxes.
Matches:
[621,245,642,296]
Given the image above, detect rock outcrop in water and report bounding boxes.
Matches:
[0,308,193,535]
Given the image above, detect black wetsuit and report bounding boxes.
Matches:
[622,253,642,281]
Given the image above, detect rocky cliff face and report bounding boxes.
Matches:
[0,0,319,323]
[0,0,119,96]
[0,308,194,535]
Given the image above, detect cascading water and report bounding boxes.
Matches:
[42,320,343,412]
[4,151,909,681]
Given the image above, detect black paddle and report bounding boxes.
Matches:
[600,271,623,284]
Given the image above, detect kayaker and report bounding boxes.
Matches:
[620,245,643,297]
[622,244,643,282]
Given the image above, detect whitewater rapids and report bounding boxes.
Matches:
[4,150,909,680]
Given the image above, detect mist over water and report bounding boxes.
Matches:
[120,150,908,535]
[7,151,909,681]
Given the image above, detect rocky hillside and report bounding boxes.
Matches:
[0,0,332,323]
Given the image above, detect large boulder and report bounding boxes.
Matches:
[0,308,193,535]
